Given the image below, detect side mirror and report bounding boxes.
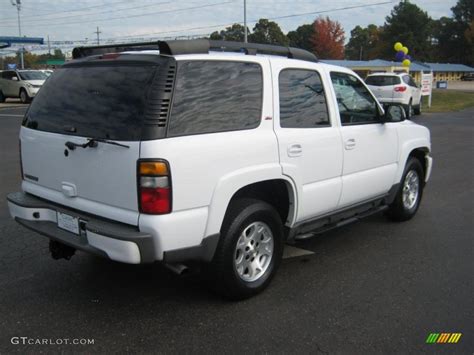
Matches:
[382,105,406,123]
[12,76,18,81]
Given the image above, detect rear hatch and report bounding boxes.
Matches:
[20,55,172,225]
[365,75,400,102]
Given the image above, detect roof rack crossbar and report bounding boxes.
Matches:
[72,39,318,62]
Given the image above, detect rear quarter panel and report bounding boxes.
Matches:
[139,56,282,254]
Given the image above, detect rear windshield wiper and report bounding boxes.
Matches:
[65,138,130,150]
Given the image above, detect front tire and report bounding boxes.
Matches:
[208,198,284,300]
[386,157,424,221]
[0,91,5,103]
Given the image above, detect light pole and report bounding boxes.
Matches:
[244,0,247,43]
[11,0,24,69]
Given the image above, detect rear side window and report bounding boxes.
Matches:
[168,61,262,137]
[365,76,401,86]
[279,69,330,128]
[24,65,157,140]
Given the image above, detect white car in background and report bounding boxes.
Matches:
[0,69,48,104]
[365,73,422,118]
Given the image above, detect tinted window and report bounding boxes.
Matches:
[405,75,418,87]
[279,69,329,128]
[24,65,157,140]
[2,71,16,80]
[365,76,401,86]
[331,72,380,125]
[168,61,262,137]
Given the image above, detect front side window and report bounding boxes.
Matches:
[168,61,263,137]
[279,69,330,128]
[330,72,380,125]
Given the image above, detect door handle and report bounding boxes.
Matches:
[344,138,356,150]
[287,144,303,157]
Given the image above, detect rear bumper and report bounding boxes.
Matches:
[7,192,155,264]
[380,98,410,106]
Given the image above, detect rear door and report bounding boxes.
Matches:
[1,71,16,97]
[404,75,422,105]
[20,62,159,225]
[272,61,343,221]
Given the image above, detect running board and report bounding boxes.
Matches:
[291,200,389,242]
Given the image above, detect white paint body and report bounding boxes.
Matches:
[14,53,432,262]
[366,72,422,107]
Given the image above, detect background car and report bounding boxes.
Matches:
[460,73,474,81]
[0,69,48,104]
[365,73,422,117]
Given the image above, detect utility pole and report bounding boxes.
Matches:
[244,0,247,43]
[95,26,101,45]
[11,0,24,69]
[47,35,51,56]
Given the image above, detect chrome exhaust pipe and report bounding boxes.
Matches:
[164,263,189,275]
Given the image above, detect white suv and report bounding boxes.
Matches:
[0,69,48,103]
[365,73,422,118]
[7,40,432,300]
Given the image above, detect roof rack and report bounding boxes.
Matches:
[72,39,318,62]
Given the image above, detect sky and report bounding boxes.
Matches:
[0,0,459,53]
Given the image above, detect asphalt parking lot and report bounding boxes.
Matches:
[0,105,472,353]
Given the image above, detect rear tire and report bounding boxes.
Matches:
[414,98,422,115]
[405,99,413,119]
[0,91,5,103]
[386,157,424,222]
[19,89,30,104]
[207,198,284,300]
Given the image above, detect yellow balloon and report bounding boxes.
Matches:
[402,59,411,67]
[394,42,403,51]
[401,46,409,55]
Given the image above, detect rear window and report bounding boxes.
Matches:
[24,65,157,141]
[168,61,263,137]
[365,76,401,86]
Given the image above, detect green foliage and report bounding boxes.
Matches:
[380,0,433,61]
[345,24,382,60]
[287,24,314,51]
[249,19,289,46]
[210,24,249,42]
[432,0,473,65]
[1,49,66,69]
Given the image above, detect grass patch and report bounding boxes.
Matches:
[423,90,474,113]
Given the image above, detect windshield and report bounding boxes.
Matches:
[24,64,157,141]
[18,71,48,81]
[365,76,401,86]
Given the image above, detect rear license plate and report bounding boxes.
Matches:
[57,212,80,235]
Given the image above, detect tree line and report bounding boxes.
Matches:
[210,0,473,65]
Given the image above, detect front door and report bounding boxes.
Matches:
[329,71,399,207]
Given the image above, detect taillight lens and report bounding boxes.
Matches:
[394,86,407,92]
[138,160,171,214]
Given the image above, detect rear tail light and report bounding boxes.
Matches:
[394,86,407,92]
[138,160,171,214]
